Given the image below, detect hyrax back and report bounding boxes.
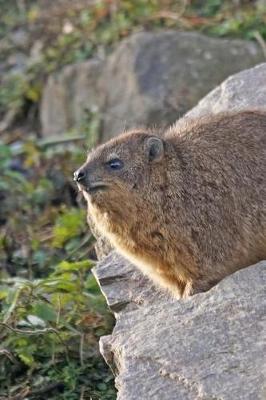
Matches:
[75,111,266,298]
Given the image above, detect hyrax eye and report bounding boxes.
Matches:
[106,159,124,170]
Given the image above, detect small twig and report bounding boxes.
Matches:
[39,233,54,242]
[0,109,17,132]
[51,340,56,366]
[56,294,61,325]
[79,386,85,400]
[0,386,30,400]
[151,10,184,21]
[0,322,58,335]
[3,287,24,324]
[0,348,19,364]
[0,381,65,400]
[29,382,65,398]
[79,333,85,367]
[38,135,85,148]
[77,242,96,260]
[0,322,70,362]
[66,233,94,257]
[253,31,266,59]
[149,0,189,24]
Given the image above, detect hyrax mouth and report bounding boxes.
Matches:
[85,183,108,194]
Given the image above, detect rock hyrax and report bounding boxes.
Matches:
[74,111,266,298]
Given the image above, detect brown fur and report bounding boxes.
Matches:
[75,111,266,298]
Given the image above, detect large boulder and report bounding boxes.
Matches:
[96,257,265,400]
[92,62,266,399]
[40,31,264,139]
[100,31,263,141]
[40,59,104,137]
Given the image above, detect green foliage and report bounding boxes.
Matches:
[0,265,115,398]
[0,140,115,398]
[0,74,26,115]
[191,0,223,17]
[52,208,87,248]
[207,9,266,40]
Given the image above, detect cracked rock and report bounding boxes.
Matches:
[95,259,266,400]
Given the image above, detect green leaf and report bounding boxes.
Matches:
[32,250,47,268]
[18,352,35,367]
[0,286,9,300]
[33,302,57,322]
[0,143,12,166]
[85,274,101,294]
[41,278,77,293]
[52,208,86,248]
[56,260,93,273]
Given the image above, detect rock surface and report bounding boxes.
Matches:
[40,59,104,137]
[185,62,266,120]
[40,31,264,139]
[96,258,266,400]
[100,31,263,141]
[94,252,171,314]
[92,62,266,399]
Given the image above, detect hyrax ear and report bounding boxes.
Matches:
[145,136,164,163]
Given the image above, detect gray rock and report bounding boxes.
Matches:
[92,62,266,399]
[185,62,266,120]
[93,252,171,314]
[98,262,266,400]
[87,213,113,260]
[40,59,104,137]
[40,31,264,139]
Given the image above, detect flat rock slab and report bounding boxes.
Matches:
[93,252,172,314]
[95,259,266,400]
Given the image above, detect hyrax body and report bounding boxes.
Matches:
[74,111,266,298]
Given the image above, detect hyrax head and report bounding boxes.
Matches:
[74,131,164,207]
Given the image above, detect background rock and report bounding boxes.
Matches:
[40,59,104,137]
[101,31,263,141]
[92,62,266,399]
[40,31,264,139]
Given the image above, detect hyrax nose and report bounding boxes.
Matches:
[73,168,86,183]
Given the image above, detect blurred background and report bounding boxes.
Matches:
[0,1,265,399]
